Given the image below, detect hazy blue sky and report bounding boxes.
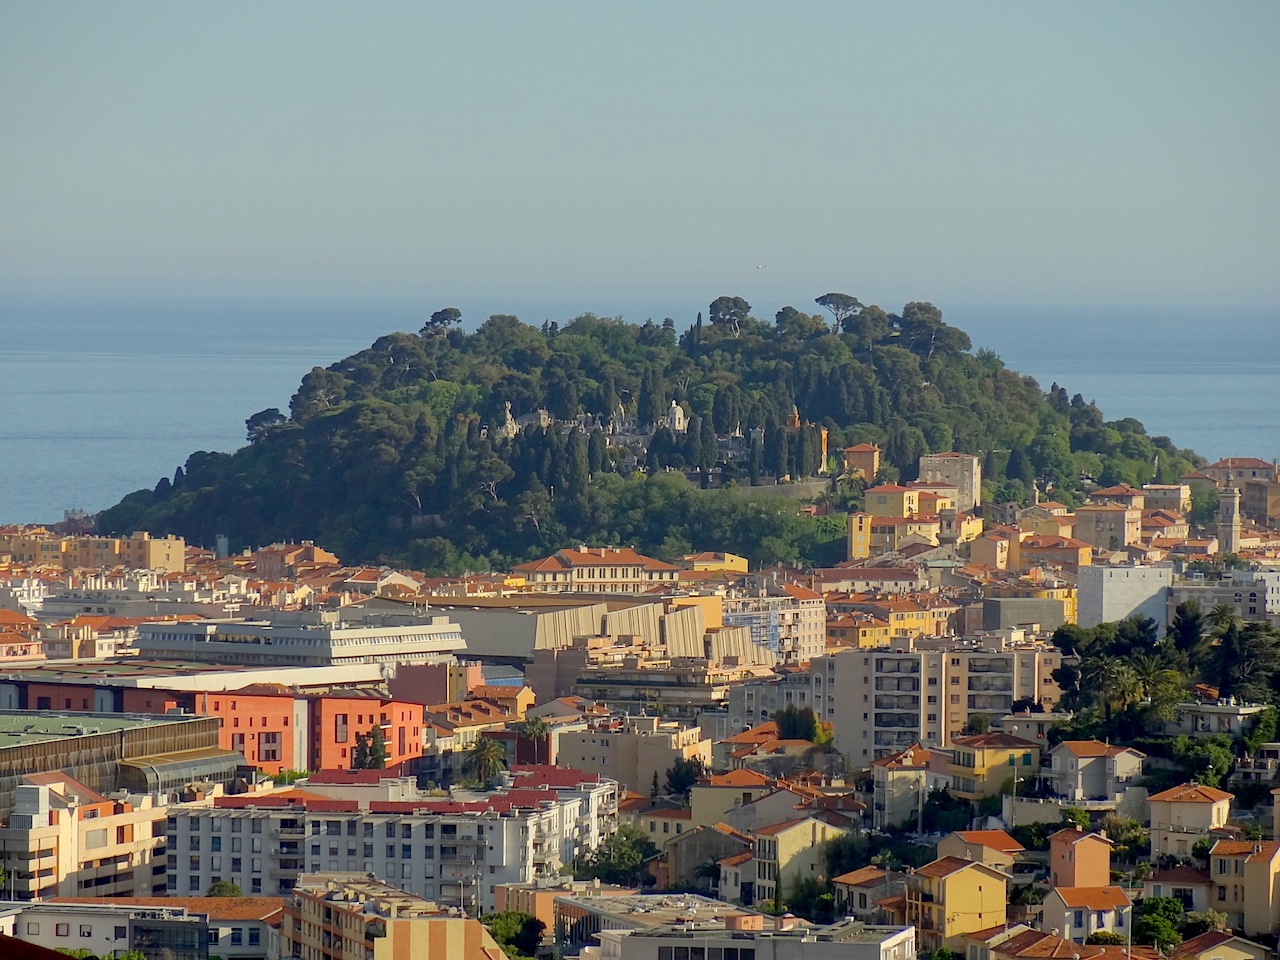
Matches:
[2,2,1277,307]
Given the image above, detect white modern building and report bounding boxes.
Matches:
[164,766,617,912]
[0,897,282,960]
[1077,565,1172,628]
[135,609,466,667]
[598,919,916,960]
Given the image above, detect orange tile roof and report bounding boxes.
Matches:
[754,817,810,837]
[955,830,1025,853]
[1167,931,1242,960]
[952,732,1040,750]
[915,855,979,878]
[1147,782,1234,804]
[1057,740,1140,758]
[706,769,772,787]
[871,743,932,769]
[1051,886,1130,911]
[512,546,679,573]
[832,865,887,887]
[719,850,754,867]
[1210,839,1280,862]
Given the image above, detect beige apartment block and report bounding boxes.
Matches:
[283,874,505,960]
[0,773,168,900]
[555,716,711,795]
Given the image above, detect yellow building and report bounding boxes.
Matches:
[1207,840,1280,937]
[887,856,1008,952]
[865,484,921,519]
[937,830,1026,872]
[0,773,168,899]
[847,512,873,561]
[679,552,750,574]
[1010,534,1092,574]
[826,613,892,649]
[283,874,505,960]
[869,516,940,553]
[752,815,851,906]
[948,732,1041,801]
[842,443,881,480]
[689,768,776,829]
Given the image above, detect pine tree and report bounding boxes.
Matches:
[352,732,370,769]
[588,429,608,475]
[368,727,388,769]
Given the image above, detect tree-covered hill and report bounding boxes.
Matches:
[96,296,1203,573]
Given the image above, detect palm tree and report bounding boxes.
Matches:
[465,737,508,787]
[520,716,550,765]
[1208,603,1242,637]
[1081,658,1141,721]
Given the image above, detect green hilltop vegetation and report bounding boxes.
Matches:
[97,295,1204,574]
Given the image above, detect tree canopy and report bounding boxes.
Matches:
[97,297,1204,573]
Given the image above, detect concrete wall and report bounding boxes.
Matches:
[1078,565,1172,628]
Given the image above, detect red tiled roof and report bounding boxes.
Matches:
[1057,740,1141,758]
[754,817,809,837]
[1210,840,1280,862]
[706,769,772,787]
[915,856,979,878]
[955,830,1025,853]
[832,865,887,887]
[1148,783,1234,804]
[952,732,1040,750]
[1051,886,1130,911]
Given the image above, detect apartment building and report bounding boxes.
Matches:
[0,774,168,901]
[882,857,1007,953]
[38,897,282,960]
[752,815,852,906]
[822,637,1062,764]
[5,901,210,960]
[726,671,819,733]
[947,733,1041,801]
[1208,840,1280,937]
[556,716,711,795]
[0,530,186,574]
[282,873,504,960]
[165,767,617,912]
[1168,570,1280,626]
[511,546,681,594]
[599,916,917,960]
[134,608,466,667]
[1148,783,1233,859]
[722,582,826,663]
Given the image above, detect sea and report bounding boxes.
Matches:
[1,295,1277,526]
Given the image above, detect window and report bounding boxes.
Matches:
[81,925,93,938]
[56,924,70,937]
[249,928,261,946]
[231,928,243,945]
[1073,911,1083,929]
[26,923,39,936]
